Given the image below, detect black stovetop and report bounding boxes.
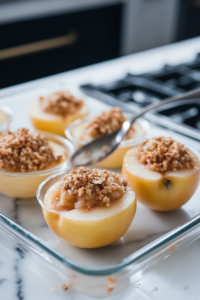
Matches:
[81,54,200,139]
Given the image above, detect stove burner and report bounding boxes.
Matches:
[146,64,200,92]
[81,53,200,140]
[159,104,200,130]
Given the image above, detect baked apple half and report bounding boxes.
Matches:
[123,137,200,211]
[65,107,146,169]
[41,167,137,248]
[30,91,88,136]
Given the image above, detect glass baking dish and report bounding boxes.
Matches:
[0,81,200,298]
[1,212,200,299]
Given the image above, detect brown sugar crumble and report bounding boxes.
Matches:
[59,167,128,210]
[40,91,84,117]
[0,128,61,172]
[106,277,116,295]
[80,107,135,140]
[101,145,110,152]
[138,136,194,172]
[61,284,68,291]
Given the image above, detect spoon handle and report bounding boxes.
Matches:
[120,88,200,139]
[131,88,200,123]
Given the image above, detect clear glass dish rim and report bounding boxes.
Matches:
[0,105,13,123]
[0,105,13,131]
[1,211,200,276]
[65,117,149,148]
[0,130,74,177]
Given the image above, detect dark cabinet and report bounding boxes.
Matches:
[0,4,123,88]
[177,0,200,41]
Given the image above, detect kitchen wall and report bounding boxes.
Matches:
[121,0,180,55]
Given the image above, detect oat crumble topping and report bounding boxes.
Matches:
[40,91,83,116]
[59,167,128,210]
[0,128,61,172]
[106,277,116,295]
[61,284,68,290]
[80,107,135,140]
[138,136,194,172]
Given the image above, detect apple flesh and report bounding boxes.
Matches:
[43,182,137,248]
[30,99,88,136]
[122,146,200,211]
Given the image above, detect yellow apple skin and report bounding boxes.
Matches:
[30,100,88,136]
[123,148,200,211]
[97,145,133,169]
[42,186,137,248]
[0,173,52,198]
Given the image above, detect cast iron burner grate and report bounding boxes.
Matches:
[81,53,200,140]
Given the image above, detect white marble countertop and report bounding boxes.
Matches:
[1,37,200,300]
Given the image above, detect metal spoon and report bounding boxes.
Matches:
[70,88,200,167]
